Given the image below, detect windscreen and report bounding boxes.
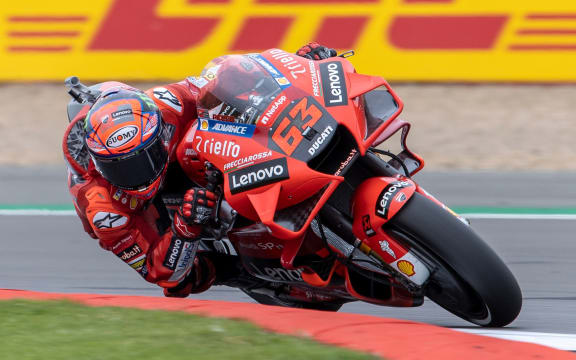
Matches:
[363,86,399,139]
[196,54,283,125]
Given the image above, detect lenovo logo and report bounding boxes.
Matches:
[228,158,289,194]
[375,181,412,219]
[320,62,348,107]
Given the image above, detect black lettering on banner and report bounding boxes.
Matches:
[319,61,348,107]
[375,181,412,219]
[228,158,289,194]
[163,237,183,270]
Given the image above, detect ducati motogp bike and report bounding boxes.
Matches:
[65,48,522,327]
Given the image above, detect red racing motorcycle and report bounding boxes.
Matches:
[66,49,522,327]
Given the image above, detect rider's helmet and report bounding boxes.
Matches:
[84,85,169,200]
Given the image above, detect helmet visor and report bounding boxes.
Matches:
[92,134,168,191]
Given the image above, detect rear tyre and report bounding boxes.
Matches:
[387,193,522,327]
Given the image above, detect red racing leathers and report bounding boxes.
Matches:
[64,79,211,295]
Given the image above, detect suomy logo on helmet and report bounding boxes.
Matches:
[106,126,139,148]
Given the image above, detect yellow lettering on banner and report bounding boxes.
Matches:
[3,0,576,81]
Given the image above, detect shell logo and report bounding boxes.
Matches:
[200,119,209,130]
[397,260,416,276]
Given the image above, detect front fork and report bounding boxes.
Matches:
[351,176,432,286]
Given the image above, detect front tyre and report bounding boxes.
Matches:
[387,193,522,327]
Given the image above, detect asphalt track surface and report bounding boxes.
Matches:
[2,167,576,336]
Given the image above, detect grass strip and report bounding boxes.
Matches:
[0,299,378,360]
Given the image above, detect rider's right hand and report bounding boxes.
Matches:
[297,42,337,60]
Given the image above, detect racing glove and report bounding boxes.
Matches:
[172,188,217,239]
[163,256,216,297]
[297,42,337,60]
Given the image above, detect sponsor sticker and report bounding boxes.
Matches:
[85,136,106,153]
[247,54,292,90]
[198,119,255,138]
[269,49,307,80]
[194,136,241,158]
[153,87,182,113]
[308,60,321,97]
[375,181,412,219]
[117,243,142,261]
[249,263,304,282]
[187,76,209,89]
[362,215,376,237]
[142,113,159,136]
[397,260,415,276]
[92,212,128,229]
[212,114,235,122]
[112,189,123,201]
[128,254,146,271]
[259,95,287,126]
[111,235,133,251]
[163,237,184,271]
[334,148,358,176]
[320,61,348,107]
[228,157,289,194]
[223,150,273,172]
[307,125,334,156]
[174,242,196,272]
[379,240,397,259]
[129,196,138,210]
[106,125,139,148]
[111,109,132,118]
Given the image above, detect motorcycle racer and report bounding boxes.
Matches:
[62,43,337,298]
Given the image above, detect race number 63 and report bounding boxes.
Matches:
[271,97,322,155]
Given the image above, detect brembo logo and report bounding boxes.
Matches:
[320,62,348,107]
[106,125,138,148]
[228,158,289,194]
[375,181,412,219]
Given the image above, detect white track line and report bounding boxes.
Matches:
[456,329,576,351]
[0,210,76,216]
[464,213,576,220]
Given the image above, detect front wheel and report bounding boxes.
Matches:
[386,193,522,327]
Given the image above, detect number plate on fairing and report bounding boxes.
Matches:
[268,96,338,162]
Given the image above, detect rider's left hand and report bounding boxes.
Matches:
[297,42,337,60]
[172,187,217,239]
